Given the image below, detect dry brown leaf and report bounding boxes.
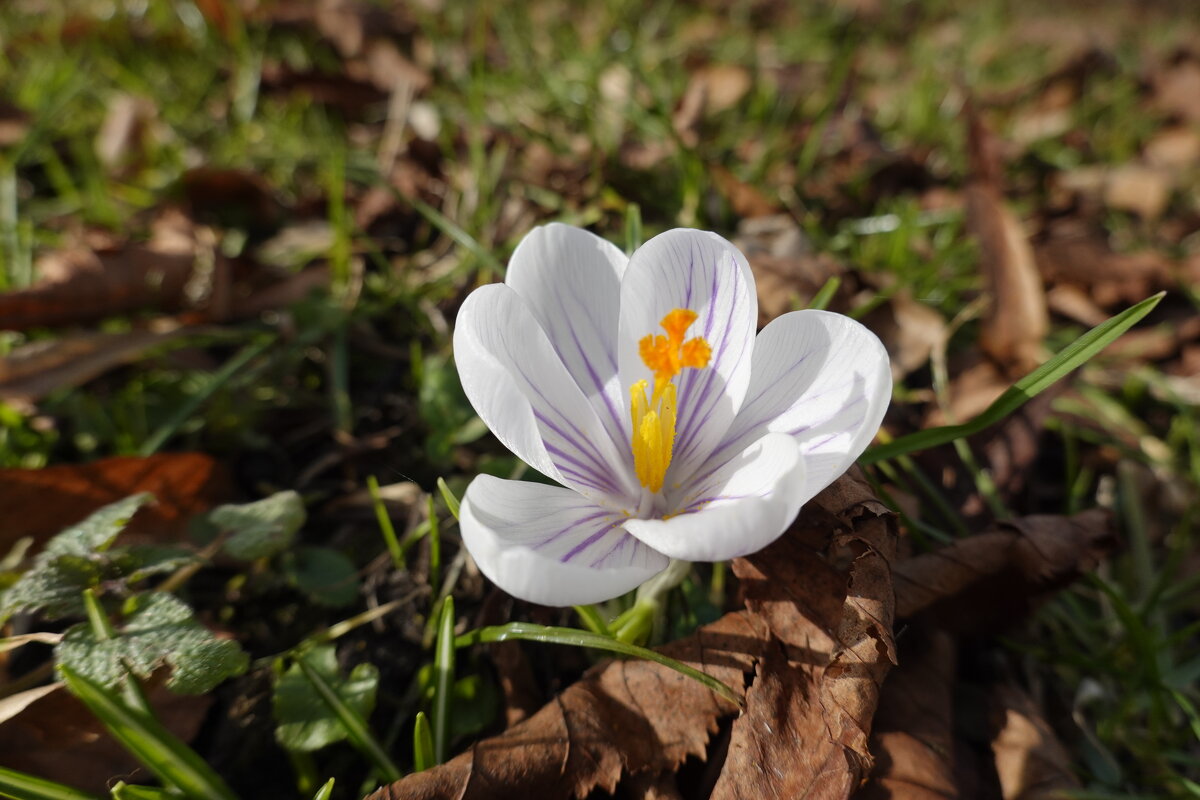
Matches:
[856,626,958,800]
[864,293,946,381]
[95,93,157,170]
[892,509,1116,631]
[964,102,1048,374]
[711,165,779,219]
[369,473,897,799]
[0,677,210,794]
[1102,164,1172,220]
[673,64,753,145]
[990,684,1079,800]
[1034,221,1176,308]
[0,102,31,147]
[0,323,195,407]
[1152,53,1200,122]
[1144,126,1200,169]
[0,452,231,553]
[0,210,204,331]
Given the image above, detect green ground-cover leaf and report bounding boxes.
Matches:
[273,644,379,752]
[208,490,306,560]
[56,592,247,694]
[0,494,154,623]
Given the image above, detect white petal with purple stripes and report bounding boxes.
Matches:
[706,309,892,504]
[460,475,669,606]
[622,433,805,562]
[616,229,758,489]
[454,284,639,504]
[505,224,631,459]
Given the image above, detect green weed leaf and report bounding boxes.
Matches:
[281,546,359,607]
[273,645,379,752]
[0,494,154,623]
[210,490,306,560]
[56,592,248,694]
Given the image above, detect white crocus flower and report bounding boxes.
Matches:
[454,225,891,606]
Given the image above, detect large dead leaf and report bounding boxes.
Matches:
[964,102,1048,374]
[0,676,210,794]
[856,626,957,800]
[0,322,196,408]
[0,210,206,332]
[990,684,1079,800]
[368,472,897,799]
[0,452,231,554]
[892,509,1116,632]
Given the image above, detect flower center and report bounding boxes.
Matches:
[629,309,712,493]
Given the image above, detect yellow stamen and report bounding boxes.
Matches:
[629,309,710,493]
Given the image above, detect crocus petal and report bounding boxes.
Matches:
[617,229,757,487]
[454,284,639,503]
[622,433,805,562]
[460,475,669,606]
[506,224,631,454]
[703,309,891,503]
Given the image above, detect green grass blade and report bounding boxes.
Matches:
[408,196,505,277]
[436,477,460,521]
[110,783,175,799]
[310,778,335,800]
[808,275,841,311]
[455,622,741,707]
[412,711,434,772]
[138,336,275,456]
[862,292,1165,464]
[432,596,455,764]
[58,665,237,800]
[367,475,405,570]
[0,766,101,800]
[624,203,642,254]
[572,604,610,636]
[427,495,441,602]
[296,658,402,782]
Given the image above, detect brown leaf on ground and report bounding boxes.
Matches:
[673,64,753,145]
[0,676,211,795]
[964,101,1049,374]
[864,292,946,381]
[0,321,197,407]
[1152,51,1200,122]
[95,93,157,170]
[711,165,779,219]
[856,625,958,800]
[0,452,231,553]
[1034,220,1177,308]
[892,509,1116,632]
[0,102,31,147]
[368,473,897,800]
[990,684,1079,800]
[0,209,208,331]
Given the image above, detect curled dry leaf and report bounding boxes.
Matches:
[0,676,210,795]
[368,472,897,800]
[990,684,1079,800]
[964,101,1048,374]
[0,452,231,553]
[892,509,1116,633]
[0,209,206,332]
[856,625,957,800]
[0,322,196,407]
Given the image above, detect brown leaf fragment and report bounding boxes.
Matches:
[892,510,1117,632]
[368,612,764,800]
[0,676,210,794]
[1034,220,1176,308]
[0,452,231,553]
[990,684,1079,800]
[964,102,1049,374]
[0,209,213,331]
[0,322,195,406]
[864,293,946,381]
[856,626,958,800]
[715,471,897,799]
